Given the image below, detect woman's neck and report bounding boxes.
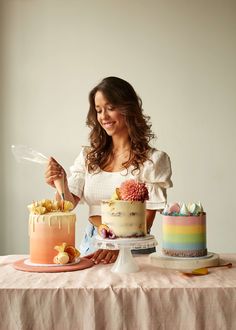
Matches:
[111,135,131,154]
[100,137,131,172]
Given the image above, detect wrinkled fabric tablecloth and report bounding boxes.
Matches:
[0,254,236,330]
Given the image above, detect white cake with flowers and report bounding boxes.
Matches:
[100,180,149,238]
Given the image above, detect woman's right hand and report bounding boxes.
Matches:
[44,157,66,188]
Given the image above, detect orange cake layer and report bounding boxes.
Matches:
[29,212,76,264]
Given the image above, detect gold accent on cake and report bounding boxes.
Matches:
[28,199,74,215]
[54,242,80,264]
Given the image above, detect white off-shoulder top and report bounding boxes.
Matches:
[68,147,173,217]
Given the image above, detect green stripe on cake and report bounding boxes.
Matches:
[163,233,206,243]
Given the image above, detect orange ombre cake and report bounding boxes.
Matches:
[28,200,78,264]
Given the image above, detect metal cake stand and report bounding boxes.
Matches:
[95,235,157,273]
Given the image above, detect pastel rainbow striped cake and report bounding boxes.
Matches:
[162,202,207,257]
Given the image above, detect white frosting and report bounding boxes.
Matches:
[180,203,190,216]
[188,203,200,215]
[101,200,146,237]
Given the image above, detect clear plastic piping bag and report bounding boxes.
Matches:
[11,144,49,164]
[11,144,65,200]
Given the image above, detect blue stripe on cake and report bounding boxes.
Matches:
[162,242,206,250]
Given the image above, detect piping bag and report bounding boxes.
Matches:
[11,144,65,200]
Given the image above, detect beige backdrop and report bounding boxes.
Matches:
[1,0,236,255]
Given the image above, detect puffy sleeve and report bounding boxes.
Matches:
[138,149,173,210]
[67,146,89,200]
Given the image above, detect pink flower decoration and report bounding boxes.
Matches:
[169,203,181,214]
[119,179,149,202]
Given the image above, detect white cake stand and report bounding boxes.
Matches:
[95,235,157,273]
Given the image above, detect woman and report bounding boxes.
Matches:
[45,76,173,264]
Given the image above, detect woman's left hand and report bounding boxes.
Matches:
[89,249,119,264]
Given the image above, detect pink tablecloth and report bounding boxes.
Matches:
[0,254,236,330]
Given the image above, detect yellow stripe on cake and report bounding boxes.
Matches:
[163,224,205,235]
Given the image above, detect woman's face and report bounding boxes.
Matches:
[94,91,128,137]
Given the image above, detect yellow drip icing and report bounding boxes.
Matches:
[33,217,35,233]
[29,213,76,236]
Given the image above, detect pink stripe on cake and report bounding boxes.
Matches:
[163,214,206,226]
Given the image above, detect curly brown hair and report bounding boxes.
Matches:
[86,76,156,173]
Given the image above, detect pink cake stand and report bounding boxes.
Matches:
[95,235,157,273]
[13,257,94,273]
